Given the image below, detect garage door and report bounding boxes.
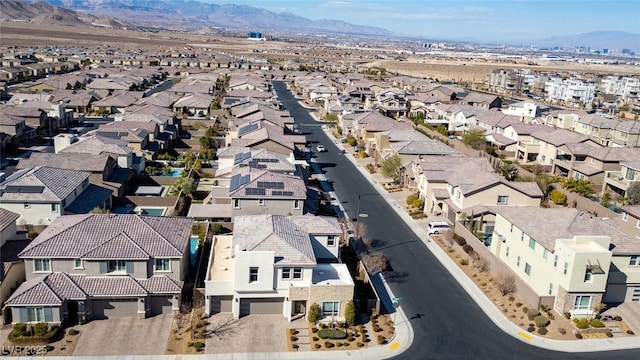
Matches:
[150,296,173,316]
[210,296,233,314]
[239,298,284,317]
[92,299,138,319]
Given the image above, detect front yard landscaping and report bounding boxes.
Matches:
[2,323,81,356]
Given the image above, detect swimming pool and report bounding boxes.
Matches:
[162,168,184,177]
[190,235,200,266]
[138,208,166,216]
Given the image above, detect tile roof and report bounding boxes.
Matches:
[19,214,192,259]
[0,208,20,231]
[70,275,147,297]
[0,240,30,283]
[229,168,306,200]
[65,184,114,214]
[60,135,132,157]
[495,207,640,254]
[16,152,110,173]
[0,166,90,202]
[290,214,342,235]
[5,276,64,306]
[233,215,316,265]
[138,276,183,294]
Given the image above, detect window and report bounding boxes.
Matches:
[26,307,52,322]
[74,259,83,269]
[294,199,300,209]
[543,249,549,261]
[553,255,558,268]
[34,259,51,272]
[155,258,170,272]
[322,301,339,316]
[497,195,509,205]
[622,212,628,222]
[629,256,639,267]
[293,267,303,279]
[505,246,510,258]
[510,224,514,233]
[282,267,291,279]
[327,235,336,247]
[541,155,546,163]
[548,283,553,296]
[563,262,568,275]
[528,238,536,250]
[233,199,240,209]
[573,295,591,311]
[520,233,524,242]
[637,219,640,229]
[516,256,521,267]
[584,268,593,282]
[524,263,532,276]
[258,199,265,206]
[249,267,259,283]
[107,260,127,273]
[51,203,57,212]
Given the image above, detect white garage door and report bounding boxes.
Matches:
[239,298,283,317]
[92,299,138,319]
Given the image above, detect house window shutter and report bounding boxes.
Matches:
[99,261,107,274]
[126,261,134,274]
[19,308,28,322]
[44,307,53,322]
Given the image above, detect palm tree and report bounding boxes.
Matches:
[500,162,519,181]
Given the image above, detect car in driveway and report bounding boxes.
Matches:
[316,144,327,152]
[427,221,452,235]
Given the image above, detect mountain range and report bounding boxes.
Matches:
[15,0,393,36]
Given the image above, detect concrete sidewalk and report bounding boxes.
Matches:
[319,122,640,353]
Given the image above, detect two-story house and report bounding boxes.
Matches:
[490,207,640,316]
[0,166,111,226]
[603,161,640,199]
[205,214,353,321]
[0,209,29,325]
[3,214,193,324]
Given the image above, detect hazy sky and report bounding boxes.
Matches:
[203,0,640,43]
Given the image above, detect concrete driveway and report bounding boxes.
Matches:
[204,314,288,354]
[74,314,173,356]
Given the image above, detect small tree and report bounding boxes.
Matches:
[462,129,487,150]
[381,153,403,185]
[174,176,196,196]
[325,113,339,122]
[307,303,321,323]
[361,252,388,274]
[405,193,419,206]
[500,162,519,181]
[626,182,640,205]
[497,274,517,296]
[344,300,356,326]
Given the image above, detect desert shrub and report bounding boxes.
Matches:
[522,307,529,313]
[474,257,490,272]
[549,190,568,206]
[606,330,613,338]
[527,324,535,332]
[590,319,605,328]
[193,342,205,352]
[314,343,321,349]
[564,312,571,319]
[311,327,318,333]
[613,315,622,321]
[411,199,424,209]
[406,192,419,205]
[575,318,589,329]
[289,329,298,335]
[318,329,348,340]
[347,137,357,146]
[307,303,321,323]
[377,335,387,344]
[357,342,364,347]
[454,235,467,246]
[462,244,473,253]
[508,295,515,302]
[534,315,550,328]
[33,322,49,337]
[291,336,298,342]
[459,258,469,265]
[537,326,548,335]
[12,323,27,337]
[324,341,335,348]
[540,304,547,312]
[558,328,567,335]
[497,274,517,296]
[515,302,522,307]
[313,336,319,341]
[68,328,79,336]
[345,300,356,326]
[626,330,635,335]
[575,333,583,339]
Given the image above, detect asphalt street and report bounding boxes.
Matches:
[272,80,640,360]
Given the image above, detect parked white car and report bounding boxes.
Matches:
[427,221,452,235]
[316,144,327,152]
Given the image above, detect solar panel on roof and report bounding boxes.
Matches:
[3,185,45,193]
[256,181,284,189]
[229,174,241,191]
[238,123,259,136]
[245,187,265,195]
[282,191,294,196]
[240,174,250,185]
[272,190,282,196]
[233,153,243,165]
[242,152,251,160]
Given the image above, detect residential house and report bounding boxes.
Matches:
[173,93,214,118]
[501,101,544,122]
[16,152,133,197]
[0,208,29,324]
[458,92,503,109]
[502,123,555,163]
[372,129,457,164]
[411,155,542,224]
[204,214,354,321]
[530,129,596,166]
[619,205,640,238]
[489,207,640,316]
[0,112,29,152]
[603,161,640,199]
[349,111,412,154]
[4,214,193,324]
[229,168,307,217]
[55,134,143,174]
[607,120,640,147]
[545,78,595,107]
[91,91,144,114]
[573,114,620,145]
[0,166,112,226]
[230,123,306,156]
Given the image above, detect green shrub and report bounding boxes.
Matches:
[575,333,583,339]
[564,312,572,319]
[345,300,356,326]
[627,330,635,335]
[522,306,529,313]
[324,341,335,348]
[406,193,419,205]
[540,304,547,312]
[459,258,469,265]
[526,309,540,321]
[193,342,205,352]
[12,323,27,337]
[613,315,622,321]
[314,343,321,349]
[537,326,548,335]
[534,315,550,328]
[549,190,568,206]
[590,319,605,328]
[527,325,535,332]
[68,328,79,336]
[318,329,348,340]
[606,330,613,338]
[357,342,364,347]
[33,322,49,337]
[515,302,522,307]
[307,303,321,323]
[575,318,589,329]
[347,137,357,146]
[454,235,466,246]
[411,199,424,209]
[462,244,473,254]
